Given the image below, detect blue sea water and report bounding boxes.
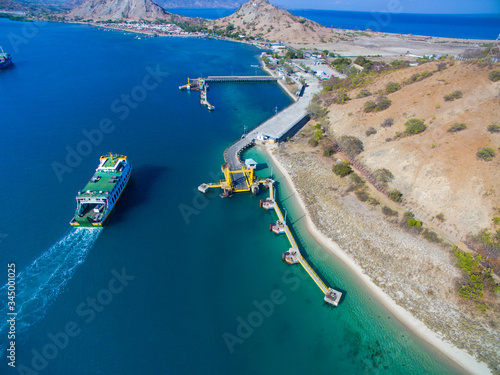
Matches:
[168,7,500,40]
[0,19,466,374]
[290,10,500,40]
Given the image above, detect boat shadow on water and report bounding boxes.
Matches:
[255,162,269,171]
[106,164,168,226]
[0,63,14,71]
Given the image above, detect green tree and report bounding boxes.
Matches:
[489,70,500,82]
[285,49,296,60]
[338,135,364,156]
[374,168,394,184]
[376,96,391,110]
[363,100,377,113]
[332,162,352,177]
[448,123,467,132]
[487,124,500,133]
[306,102,327,120]
[381,118,394,127]
[356,89,371,98]
[353,56,373,70]
[477,147,496,161]
[385,81,401,94]
[382,206,398,216]
[331,57,352,71]
[444,90,463,101]
[404,118,426,134]
[388,189,403,203]
[308,137,319,147]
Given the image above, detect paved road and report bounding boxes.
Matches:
[225,77,320,171]
[223,76,320,190]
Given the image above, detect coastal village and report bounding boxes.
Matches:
[1,0,499,374]
[97,21,186,35]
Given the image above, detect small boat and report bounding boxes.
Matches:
[0,46,13,70]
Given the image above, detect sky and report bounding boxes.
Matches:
[274,0,500,14]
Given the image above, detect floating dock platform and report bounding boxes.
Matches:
[179,78,214,111]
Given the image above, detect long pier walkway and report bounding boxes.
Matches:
[267,180,342,305]
[273,201,328,293]
[203,76,278,82]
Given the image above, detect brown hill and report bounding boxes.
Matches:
[212,0,333,43]
[154,0,243,8]
[321,60,500,236]
[67,0,200,22]
[0,0,32,11]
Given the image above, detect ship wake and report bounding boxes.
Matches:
[0,228,101,342]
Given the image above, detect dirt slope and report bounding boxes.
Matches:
[324,61,500,236]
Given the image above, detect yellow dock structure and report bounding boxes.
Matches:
[179,78,202,90]
[197,135,342,305]
[198,164,260,196]
[198,172,342,306]
[179,78,214,111]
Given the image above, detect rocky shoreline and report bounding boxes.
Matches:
[264,142,499,375]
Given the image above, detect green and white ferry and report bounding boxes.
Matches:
[70,153,132,227]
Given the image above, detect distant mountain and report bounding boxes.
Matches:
[154,0,244,8]
[0,0,34,11]
[0,0,78,12]
[67,0,204,22]
[213,0,332,44]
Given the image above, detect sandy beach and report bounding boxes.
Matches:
[262,143,493,375]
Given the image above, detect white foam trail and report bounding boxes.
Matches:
[0,228,101,339]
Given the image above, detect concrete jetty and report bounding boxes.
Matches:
[225,78,319,172]
[203,76,278,82]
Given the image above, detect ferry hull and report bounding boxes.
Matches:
[70,170,131,227]
[70,154,131,227]
[0,56,12,70]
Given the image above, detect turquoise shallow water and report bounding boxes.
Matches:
[0,19,464,374]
